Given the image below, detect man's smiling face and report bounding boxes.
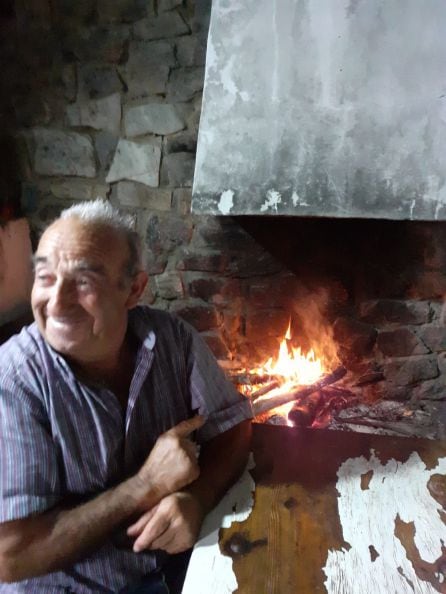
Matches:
[31,217,136,367]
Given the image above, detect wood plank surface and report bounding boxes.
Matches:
[219,425,446,594]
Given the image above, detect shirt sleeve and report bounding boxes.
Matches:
[183,323,253,442]
[0,375,61,522]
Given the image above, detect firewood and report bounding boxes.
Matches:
[252,366,347,417]
[251,381,280,400]
[288,391,322,427]
[334,416,416,437]
[230,373,281,385]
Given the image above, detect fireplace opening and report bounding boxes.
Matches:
[220,216,446,440]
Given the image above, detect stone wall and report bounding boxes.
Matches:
[1,0,446,427]
[0,0,293,368]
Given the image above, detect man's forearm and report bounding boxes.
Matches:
[0,474,157,583]
[186,419,252,514]
[0,414,203,583]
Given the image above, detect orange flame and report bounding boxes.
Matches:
[254,321,326,388]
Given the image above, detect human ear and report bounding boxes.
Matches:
[125,271,148,309]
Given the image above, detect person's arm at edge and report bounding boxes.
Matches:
[0,415,203,583]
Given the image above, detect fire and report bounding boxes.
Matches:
[253,321,326,388]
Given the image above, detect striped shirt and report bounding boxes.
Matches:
[0,306,252,593]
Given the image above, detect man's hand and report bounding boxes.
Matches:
[127,492,205,554]
[0,415,206,583]
[137,415,204,502]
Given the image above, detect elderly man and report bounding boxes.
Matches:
[0,200,252,593]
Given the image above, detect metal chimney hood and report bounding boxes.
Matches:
[192,0,446,220]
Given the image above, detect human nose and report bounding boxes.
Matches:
[47,278,76,314]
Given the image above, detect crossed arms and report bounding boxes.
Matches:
[0,416,252,583]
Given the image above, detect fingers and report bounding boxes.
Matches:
[168,415,205,438]
[133,514,171,553]
[127,506,158,537]
[149,530,177,553]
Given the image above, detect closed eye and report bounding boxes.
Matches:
[35,273,55,286]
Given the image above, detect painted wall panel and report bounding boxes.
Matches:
[192,0,446,219]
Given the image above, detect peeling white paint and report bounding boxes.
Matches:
[260,189,282,212]
[182,456,255,594]
[291,190,309,207]
[324,451,446,594]
[218,190,234,214]
[409,199,416,220]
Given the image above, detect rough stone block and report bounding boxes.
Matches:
[437,352,446,375]
[176,35,206,66]
[245,310,291,339]
[62,25,129,64]
[133,13,189,40]
[120,41,174,99]
[192,277,242,298]
[377,328,429,357]
[189,0,211,35]
[164,131,197,154]
[176,248,227,272]
[97,0,149,23]
[167,67,205,101]
[186,276,224,300]
[123,65,170,99]
[124,103,185,137]
[154,271,184,299]
[248,274,300,308]
[159,0,183,12]
[417,325,446,353]
[145,213,193,256]
[171,301,221,331]
[360,299,430,326]
[195,217,256,250]
[112,181,172,210]
[106,139,161,187]
[172,188,192,215]
[201,331,232,360]
[78,64,122,101]
[32,128,96,178]
[333,317,377,357]
[49,179,109,201]
[230,249,283,278]
[383,355,438,386]
[163,152,195,187]
[66,93,121,134]
[430,301,446,324]
[95,132,120,175]
[412,376,446,401]
[144,253,168,275]
[411,271,446,299]
[127,40,176,68]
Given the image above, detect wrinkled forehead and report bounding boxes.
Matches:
[36,218,129,269]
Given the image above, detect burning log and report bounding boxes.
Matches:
[252,365,347,417]
[231,372,281,385]
[251,380,280,400]
[288,391,322,427]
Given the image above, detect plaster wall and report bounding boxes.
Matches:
[193,0,446,220]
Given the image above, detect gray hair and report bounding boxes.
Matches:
[59,199,144,279]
